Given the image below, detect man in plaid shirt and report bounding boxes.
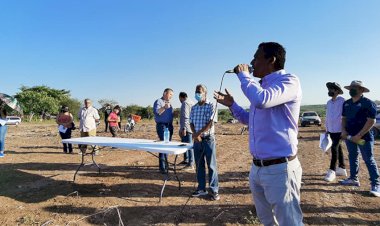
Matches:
[190,84,219,201]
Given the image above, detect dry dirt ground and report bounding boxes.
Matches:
[0,121,379,225]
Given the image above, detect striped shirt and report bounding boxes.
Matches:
[190,100,217,137]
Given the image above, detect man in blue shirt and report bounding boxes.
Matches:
[153,88,174,174]
[214,42,303,225]
[339,80,380,197]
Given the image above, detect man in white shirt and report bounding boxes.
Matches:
[78,99,100,153]
[324,82,347,182]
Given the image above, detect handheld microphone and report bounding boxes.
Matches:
[225,67,253,74]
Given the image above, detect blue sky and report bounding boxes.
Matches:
[1,1,379,108]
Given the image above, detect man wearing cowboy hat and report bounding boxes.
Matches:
[339,80,380,197]
[324,82,347,182]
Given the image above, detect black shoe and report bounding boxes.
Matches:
[182,165,194,171]
[178,161,188,165]
[192,189,208,197]
[210,191,220,201]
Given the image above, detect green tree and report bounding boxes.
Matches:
[218,109,233,122]
[98,99,119,108]
[60,98,81,119]
[15,85,77,120]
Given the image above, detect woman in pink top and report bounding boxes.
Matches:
[107,107,120,137]
[56,106,74,153]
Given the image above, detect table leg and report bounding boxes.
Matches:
[73,152,85,182]
[91,148,101,174]
[173,155,181,189]
[159,156,170,202]
[73,145,101,182]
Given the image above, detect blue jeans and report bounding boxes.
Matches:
[156,123,173,171]
[249,157,303,226]
[181,132,194,165]
[193,136,219,193]
[0,125,8,152]
[59,128,73,153]
[345,140,380,186]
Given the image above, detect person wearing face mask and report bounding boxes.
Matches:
[190,84,219,201]
[324,82,347,182]
[339,80,380,197]
[214,42,303,225]
[153,88,174,174]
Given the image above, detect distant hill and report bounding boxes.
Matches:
[301,105,326,117]
[301,100,379,117]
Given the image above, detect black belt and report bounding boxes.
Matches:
[157,122,172,126]
[253,155,296,167]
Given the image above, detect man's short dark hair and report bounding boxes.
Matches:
[195,84,207,94]
[179,92,187,98]
[258,42,286,70]
[164,88,173,93]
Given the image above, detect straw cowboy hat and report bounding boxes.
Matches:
[344,80,370,93]
[326,82,343,94]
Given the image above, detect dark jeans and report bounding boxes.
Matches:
[104,120,109,132]
[110,126,118,137]
[156,123,173,171]
[59,128,73,153]
[193,136,219,193]
[329,132,345,171]
[181,132,194,166]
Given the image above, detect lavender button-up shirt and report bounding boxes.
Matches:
[230,70,302,160]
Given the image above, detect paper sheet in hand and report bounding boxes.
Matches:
[58,125,67,133]
[319,133,332,153]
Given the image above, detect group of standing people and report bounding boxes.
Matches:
[153,85,220,201]
[324,81,379,197]
[56,99,101,154]
[15,41,378,226]
[56,100,129,154]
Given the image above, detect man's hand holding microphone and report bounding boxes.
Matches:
[215,64,252,107]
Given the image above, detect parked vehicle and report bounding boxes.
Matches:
[227,118,238,124]
[5,116,22,125]
[300,111,321,127]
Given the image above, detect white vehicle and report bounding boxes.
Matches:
[5,116,22,125]
[300,111,322,127]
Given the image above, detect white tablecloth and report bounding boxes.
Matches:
[62,137,192,155]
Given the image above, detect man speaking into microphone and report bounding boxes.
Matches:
[214,42,303,226]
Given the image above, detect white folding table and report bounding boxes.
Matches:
[62,137,192,201]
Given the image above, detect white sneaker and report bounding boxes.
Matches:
[336,167,347,177]
[324,169,336,182]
